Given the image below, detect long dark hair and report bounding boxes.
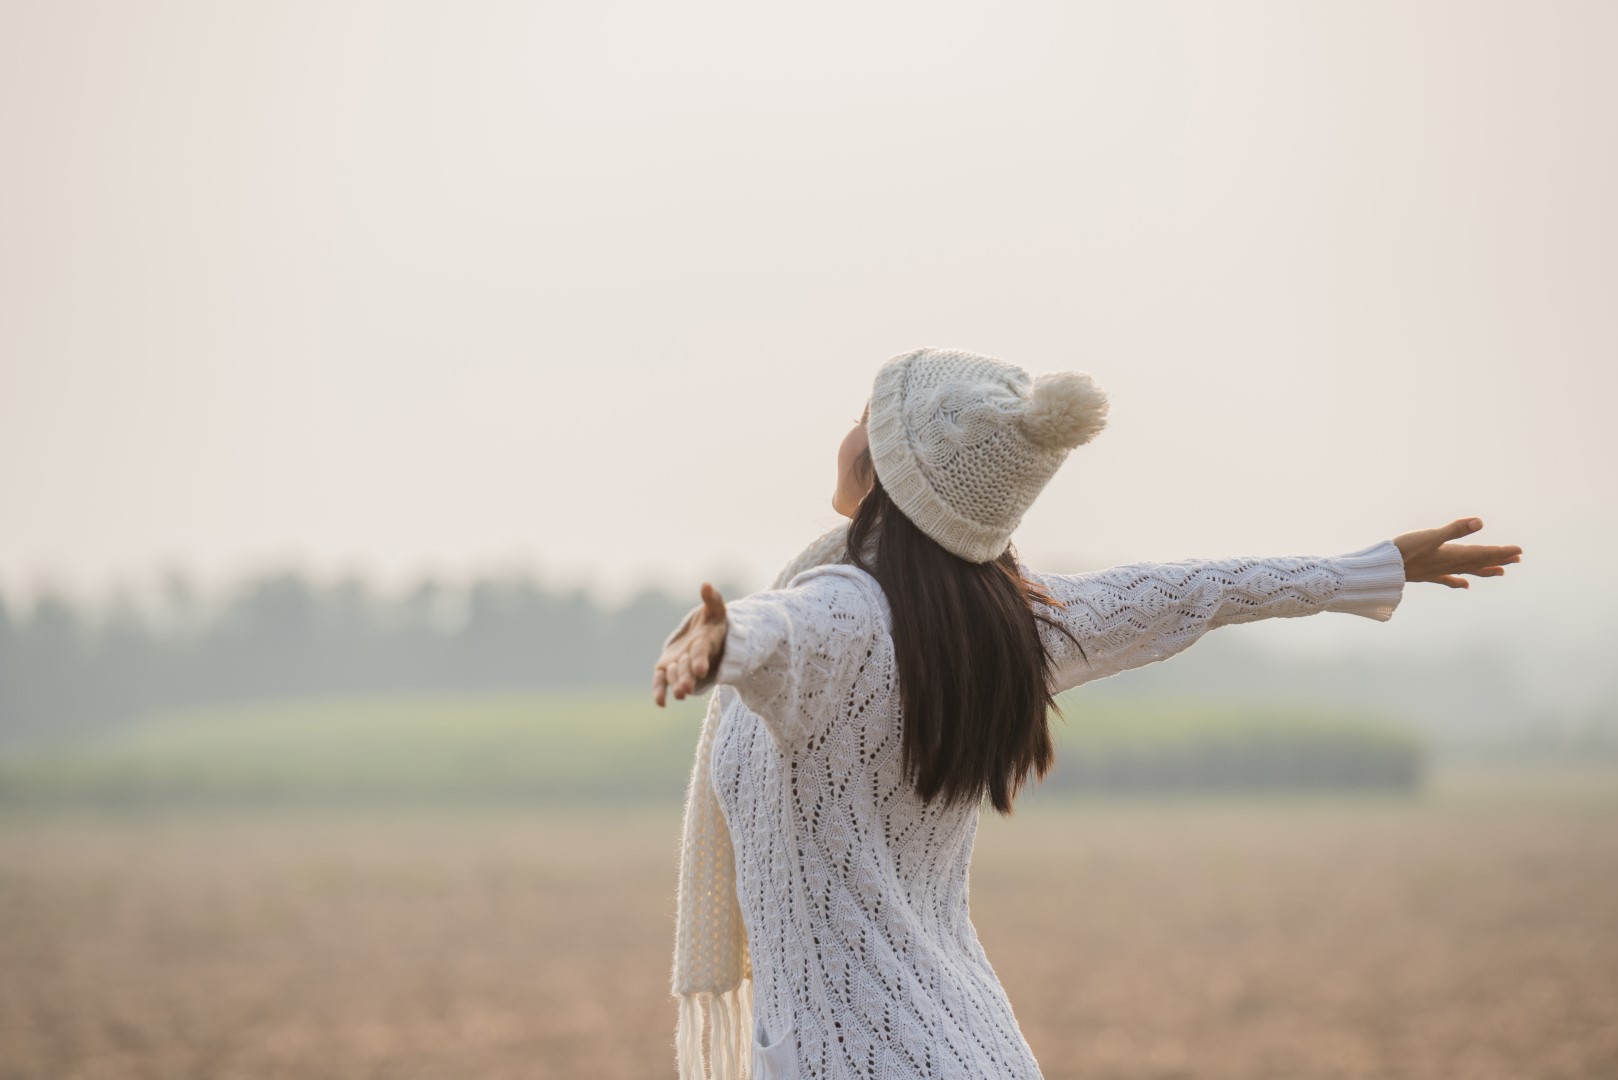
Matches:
[844,446,1086,815]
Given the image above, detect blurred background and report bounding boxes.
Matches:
[1,2,1614,1078]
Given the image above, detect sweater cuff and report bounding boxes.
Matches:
[1325,539,1407,622]
[710,600,761,689]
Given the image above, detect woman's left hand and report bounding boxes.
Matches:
[653,582,728,707]
[1393,517,1524,588]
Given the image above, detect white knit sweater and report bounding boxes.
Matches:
[697,539,1406,1080]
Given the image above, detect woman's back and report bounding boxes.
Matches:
[709,563,1045,1080]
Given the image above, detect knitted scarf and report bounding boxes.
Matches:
[671,519,872,1080]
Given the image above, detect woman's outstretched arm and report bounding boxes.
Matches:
[651,566,881,748]
[1025,516,1522,695]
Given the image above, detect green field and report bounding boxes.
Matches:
[0,689,709,805]
[0,688,1432,806]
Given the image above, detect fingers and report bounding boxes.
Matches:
[1445,517,1484,540]
[653,639,711,706]
[1416,561,1512,586]
[673,646,693,700]
[656,658,686,703]
[653,652,685,706]
[652,648,689,707]
[1439,544,1524,575]
[1415,561,1520,586]
[700,581,726,620]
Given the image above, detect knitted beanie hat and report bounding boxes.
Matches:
[866,347,1110,563]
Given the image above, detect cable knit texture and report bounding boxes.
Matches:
[672,527,1406,1080]
[866,348,1109,564]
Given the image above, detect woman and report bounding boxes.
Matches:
[652,347,1522,1080]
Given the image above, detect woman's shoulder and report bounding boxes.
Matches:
[778,563,892,633]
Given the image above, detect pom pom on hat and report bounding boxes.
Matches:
[1018,371,1109,450]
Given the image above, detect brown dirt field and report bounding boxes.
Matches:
[0,766,1614,1079]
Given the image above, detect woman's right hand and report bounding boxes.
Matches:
[1393,517,1523,588]
[652,582,729,706]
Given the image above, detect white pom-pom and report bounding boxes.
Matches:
[1018,371,1109,450]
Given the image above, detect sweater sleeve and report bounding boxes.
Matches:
[1023,539,1407,695]
[683,567,879,749]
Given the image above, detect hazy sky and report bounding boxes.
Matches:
[2,1,1613,694]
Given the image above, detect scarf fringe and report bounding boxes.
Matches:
[676,979,754,1080]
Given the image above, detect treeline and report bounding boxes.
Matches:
[0,568,725,744]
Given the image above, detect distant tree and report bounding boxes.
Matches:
[0,566,698,743]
